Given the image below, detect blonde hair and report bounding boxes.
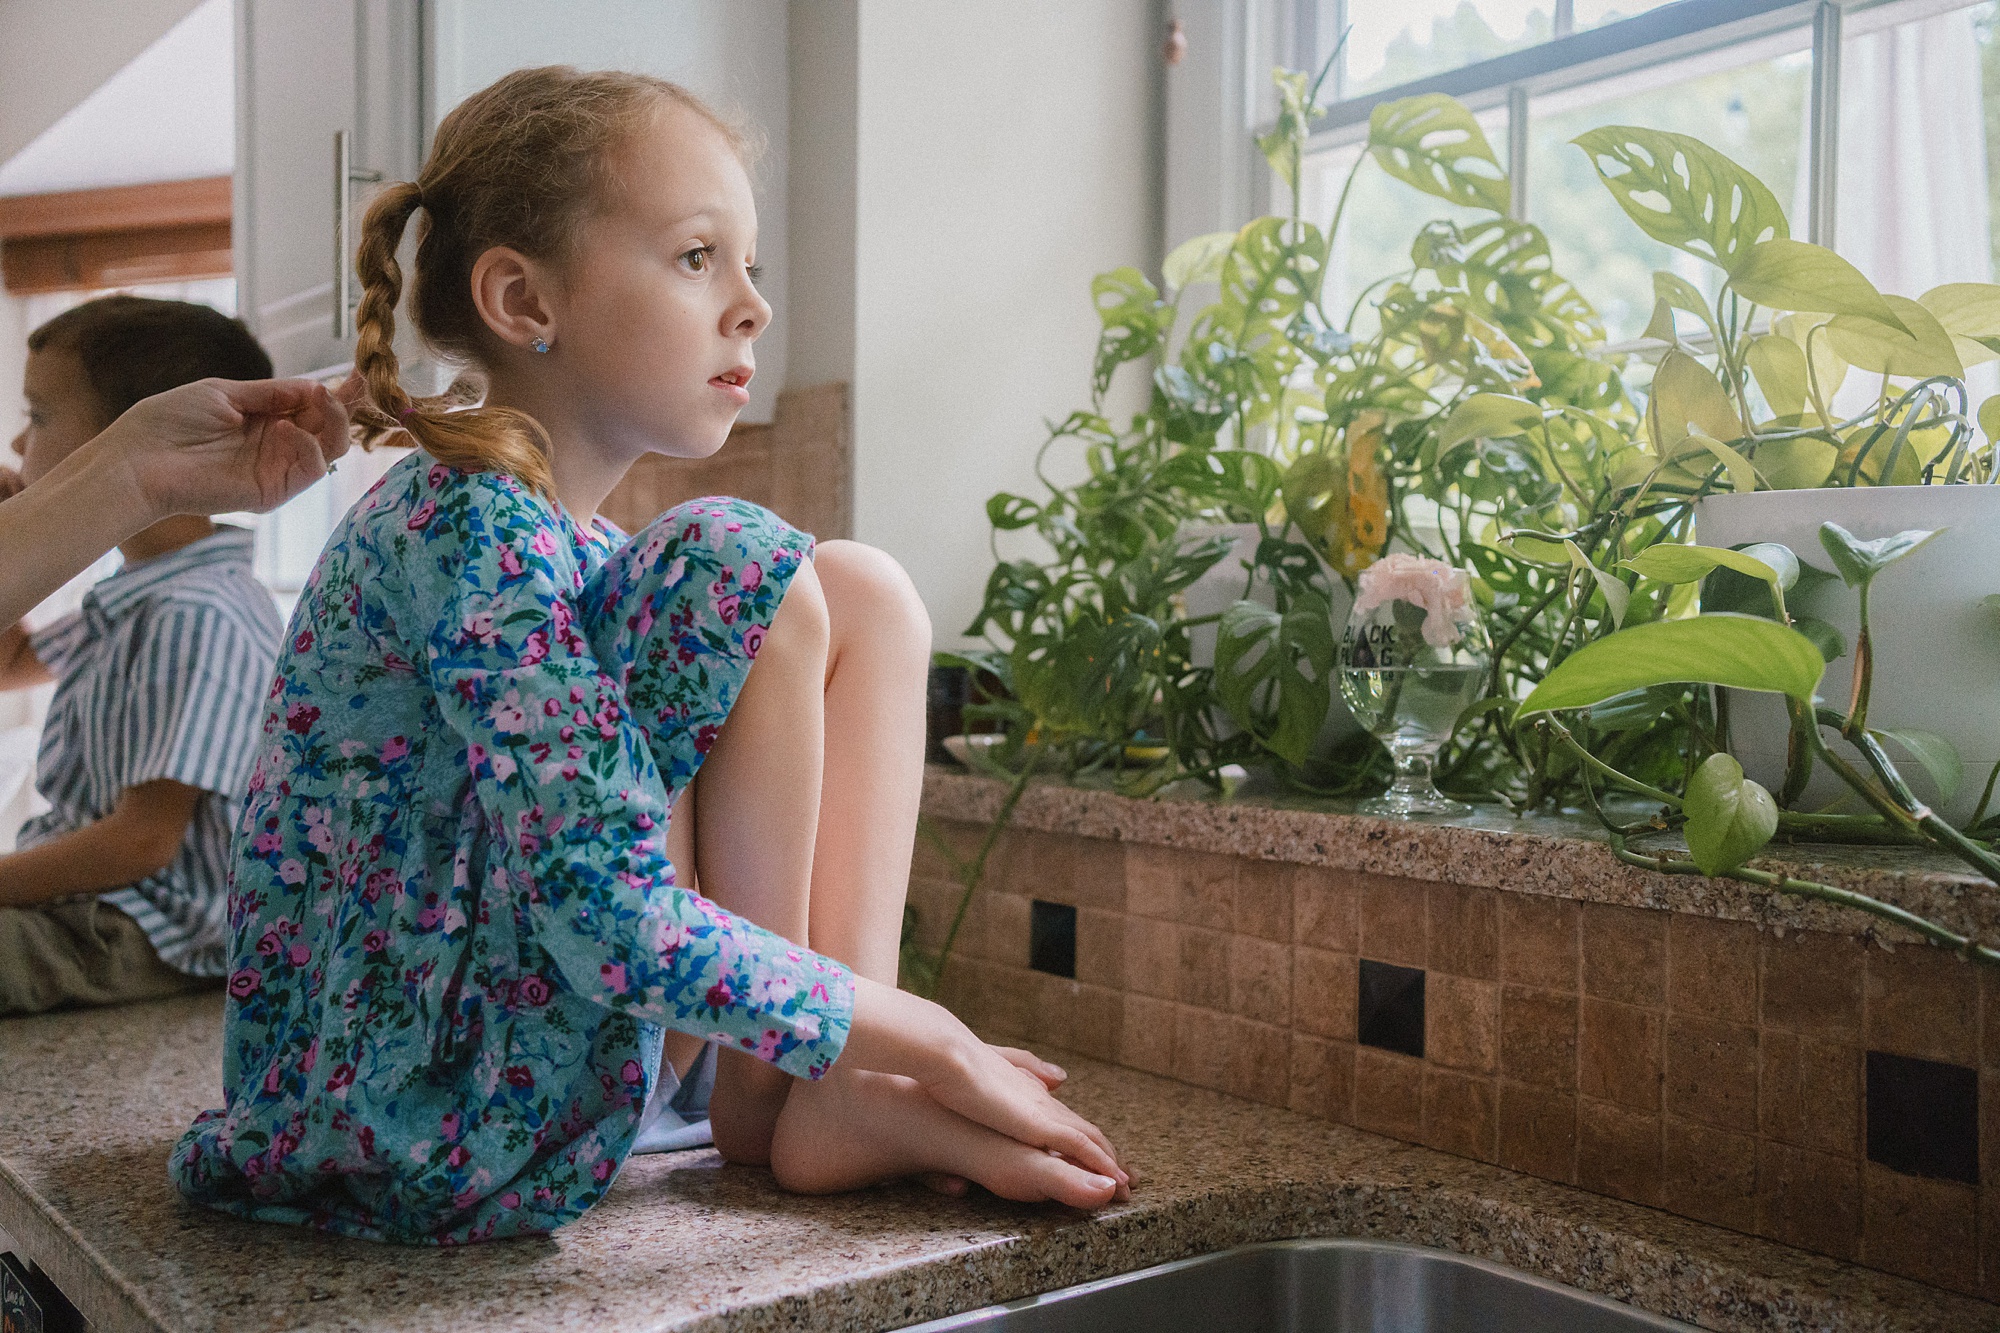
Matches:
[350,65,751,498]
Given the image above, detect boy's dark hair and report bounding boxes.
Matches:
[27,295,273,426]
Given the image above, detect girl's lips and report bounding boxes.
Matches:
[710,366,753,405]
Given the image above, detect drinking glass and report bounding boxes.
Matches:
[1337,562,1489,818]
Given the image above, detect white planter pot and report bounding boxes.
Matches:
[1695,487,2000,825]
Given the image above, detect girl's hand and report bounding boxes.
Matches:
[993,1046,1066,1090]
[90,377,352,520]
[0,467,24,503]
[843,979,1128,1193]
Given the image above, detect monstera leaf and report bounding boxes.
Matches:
[1215,594,1336,767]
[1090,267,1169,400]
[1369,94,1510,214]
[1572,126,1786,272]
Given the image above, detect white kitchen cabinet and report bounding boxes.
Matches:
[233,0,424,378]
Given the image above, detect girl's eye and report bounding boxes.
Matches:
[747,263,764,286]
[682,245,715,273]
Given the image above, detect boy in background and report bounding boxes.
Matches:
[0,296,282,1014]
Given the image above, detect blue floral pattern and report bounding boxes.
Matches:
[170,454,853,1244]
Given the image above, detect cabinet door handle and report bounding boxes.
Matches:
[333,130,385,340]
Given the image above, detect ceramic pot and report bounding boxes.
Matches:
[1694,486,2000,825]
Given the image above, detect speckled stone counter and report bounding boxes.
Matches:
[3,995,1995,1332]
[921,767,2000,946]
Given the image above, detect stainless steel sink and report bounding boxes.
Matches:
[899,1239,1701,1331]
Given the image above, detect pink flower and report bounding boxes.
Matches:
[740,560,764,591]
[600,961,628,993]
[407,498,437,530]
[504,1066,534,1089]
[381,736,409,762]
[516,974,551,1006]
[499,1191,522,1209]
[292,628,314,653]
[743,624,766,658]
[252,831,282,855]
[530,529,559,557]
[229,967,262,998]
[1351,553,1477,648]
[621,1059,644,1085]
[592,1157,614,1182]
[278,859,306,886]
[705,980,735,1010]
[428,464,450,488]
[499,547,525,578]
[287,943,311,967]
[264,1064,282,1095]
[363,929,389,953]
[715,593,741,624]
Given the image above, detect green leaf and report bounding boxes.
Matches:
[1572,126,1787,273]
[1089,267,1169,399]
[986,493,1040,531]
[1516,613,1825,717]
[1650,348,1742,447]
[1751,433,1838,490]
[1563,539,1629,629]
[1678,433,1758,495]
[1816,522,1945,588]
[1683,753,1778,876]
[1727,239,1905,331]
[1982,395,2000,446]
[1918,282,2000,369]
[1437,392,1543,451]
[1773,312,1850,404]
[1215,596,1336,767]
[1745,335,1810,419]
[1870,727,1964,803]
[1826,295,1964,379]
[1642,298,1680,344]
[1583,685,1680,732]
[1368,94,1510,214]
[1653,271,1722,345]
[1792,615,1846,663]
[1155,448,1283,513]
[1257,69,1320,191]
[1620,543,1781,588]
[1163,231,1237,294]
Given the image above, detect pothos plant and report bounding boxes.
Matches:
[904,65,2000,994]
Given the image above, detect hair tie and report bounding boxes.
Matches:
[399,406,419,421]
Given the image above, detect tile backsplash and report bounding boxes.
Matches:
[911,821,1998,1301]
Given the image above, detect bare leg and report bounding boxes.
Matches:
[800,541,931,980]
[685,544,1114,1206]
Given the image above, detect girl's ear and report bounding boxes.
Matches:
[468,245,558,353]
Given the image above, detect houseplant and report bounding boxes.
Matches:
[907,66,2000,994]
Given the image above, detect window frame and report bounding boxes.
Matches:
[1272,0,1982,250]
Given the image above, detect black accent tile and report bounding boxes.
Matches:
[1359,958,1426,1058]
[1866,1049,1979,1184]
[1029,900,1077,979]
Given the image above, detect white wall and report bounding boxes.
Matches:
[430,0,791,423]
[844,0,1162,647]
[0,0,205,165]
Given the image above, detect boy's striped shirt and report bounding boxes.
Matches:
[21,526,280,976]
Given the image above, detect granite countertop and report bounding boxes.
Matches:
[4,994,1996,1333]
[921,767,2000,946]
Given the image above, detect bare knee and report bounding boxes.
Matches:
[813,541,931,656]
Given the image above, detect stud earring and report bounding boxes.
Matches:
[530,336,552,354]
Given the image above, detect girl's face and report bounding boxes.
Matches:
[548,104,771,461]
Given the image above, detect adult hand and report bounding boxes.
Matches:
[92,377,353,520]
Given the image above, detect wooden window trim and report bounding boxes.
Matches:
[0,177,231,295]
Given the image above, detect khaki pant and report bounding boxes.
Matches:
[0,898,217,1017]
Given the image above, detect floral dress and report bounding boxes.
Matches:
[170,454,854,1244]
